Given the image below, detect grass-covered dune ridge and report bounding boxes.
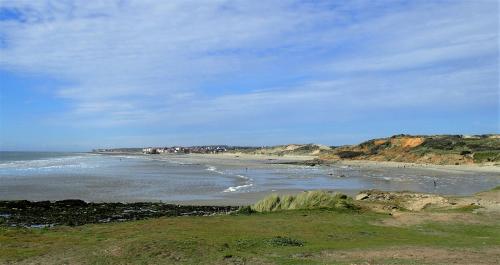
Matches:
[322,134,500,165]
[226,134,500,165]
[251,191,356,212]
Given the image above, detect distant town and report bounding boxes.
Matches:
[141,146,228,154]
[92,145,254,155]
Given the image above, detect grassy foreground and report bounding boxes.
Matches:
[1,206,499,264]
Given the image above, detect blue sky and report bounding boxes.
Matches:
[0,0,498,151]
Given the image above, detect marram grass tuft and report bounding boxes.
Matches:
[252,190,356,212]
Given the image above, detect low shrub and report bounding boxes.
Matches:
[235,206,256,215]
[421,138,458,150]
[473,151,500,163]
[268,236,304,247]
[460,150,472,155]
[337,151,364,159]
[464,138,500,152]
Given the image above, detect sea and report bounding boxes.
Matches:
[0,151,499,203]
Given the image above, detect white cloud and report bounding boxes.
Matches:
[0,0,497,130]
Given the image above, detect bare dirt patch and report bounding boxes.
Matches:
[376,212,486,227]
[104,245,123,257]
[401,137,425,148]
[356,189,500,213]
[318,246,500,265]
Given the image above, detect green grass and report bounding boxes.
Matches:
[411,137,500,157]
[473,150,500,163]
[0,209,499,264]
[252,191,355,212]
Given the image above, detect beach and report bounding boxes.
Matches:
[1,151,499,205]
[194,152,500,173]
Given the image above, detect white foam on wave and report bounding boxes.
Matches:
[236,174,250,180]
[223,174,254,193]
[381,176,405,181]
[206,165,224,174]
[115,155,141,160]
[0,155,96,172]
[223,183,253,192]
[163,159,199,166]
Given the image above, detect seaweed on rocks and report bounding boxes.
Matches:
[0,200,238,227]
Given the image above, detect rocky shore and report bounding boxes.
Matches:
[0,200,238,227]
[354,187,500,214]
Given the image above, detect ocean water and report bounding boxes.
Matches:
[0,151,499,203]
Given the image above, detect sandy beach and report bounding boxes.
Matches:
[169,153,500,205]
[335,159,500,174]
[190,152,500,174]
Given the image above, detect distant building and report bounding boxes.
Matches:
[142,147,159,154]
[142,145,229,155]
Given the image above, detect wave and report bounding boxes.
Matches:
[0,155,96,171]
[382,176,404,181]
[223,183,253,193]
[162,160,200,166]
[115,155,143,160]
[223,174,254,193]
[205,165,224,174]
[236,174,250,180]
[204,165,255,192]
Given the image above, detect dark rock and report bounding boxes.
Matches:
[0,200,238,228]
[55,199,87,207]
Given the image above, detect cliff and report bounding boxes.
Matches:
[320,134,500,165]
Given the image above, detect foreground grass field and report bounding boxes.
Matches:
[1,206,499,264]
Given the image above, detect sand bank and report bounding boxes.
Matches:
[336,159,500,174]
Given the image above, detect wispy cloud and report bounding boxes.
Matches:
[0,0,497,142]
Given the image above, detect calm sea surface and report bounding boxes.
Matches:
[0,151,499,203]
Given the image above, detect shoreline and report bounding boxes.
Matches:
[188,153,500,173]
[189,152,500,173]
[2,186,499,228]
[334,159,500,174]
[96,151,500,174]
[2,152,497,206]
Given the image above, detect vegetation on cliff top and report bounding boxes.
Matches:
[322,134,500,165]
[227,134,499,165]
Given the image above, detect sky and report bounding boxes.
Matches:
[0,0,498,151]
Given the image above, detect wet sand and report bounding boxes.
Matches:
[336,159,500,174]
[195,153,500,174]
[163,153,500,205]
[1,152,498,205]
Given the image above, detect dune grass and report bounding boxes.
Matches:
[251,191,356,212]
